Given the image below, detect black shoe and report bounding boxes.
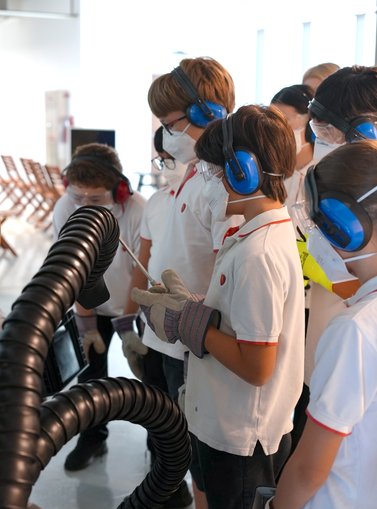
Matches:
[64,439,108,471]
[164,480,193,508]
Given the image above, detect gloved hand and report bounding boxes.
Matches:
[111,314,149,379]
[131,269,221,358]
[74,313,106,359]
[296,237,332,292]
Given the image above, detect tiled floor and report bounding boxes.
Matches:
[0,216,194,509]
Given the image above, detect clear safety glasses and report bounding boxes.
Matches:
[151,157,176,171]
[67,186,113,206]
[291,199,316,235]
[309,119,345,144]
[161,115,188,135]
[197,160,224,182]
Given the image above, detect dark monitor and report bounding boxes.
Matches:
[70,128,116,155]
[42,309,88,397]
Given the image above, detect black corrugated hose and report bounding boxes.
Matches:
[0,206,191,509]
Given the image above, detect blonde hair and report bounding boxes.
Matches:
[302,62,340,88]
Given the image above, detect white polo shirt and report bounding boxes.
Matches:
[52,191,146,317]
[186,207,305,456]
[140,185,180,358]
[141,165,244,360]
[140,185,175,278]
[304,277,377,509]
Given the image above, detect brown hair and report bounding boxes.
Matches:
[195,104,296,203]
[148,56,235,118]
[315,140,377,222]
[65,143,123,189]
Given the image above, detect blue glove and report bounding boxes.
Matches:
[131,269,220,358]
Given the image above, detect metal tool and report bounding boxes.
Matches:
[119,238,159,286]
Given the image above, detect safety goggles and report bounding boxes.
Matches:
[151,157,176,171]
[67,186,113,206]
[197,161,224,182]
[309,119,345,144]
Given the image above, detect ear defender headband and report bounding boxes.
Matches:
[171,66,227,128]
[309,98,377,143]
[222,115,264,195]
[305,165,373,251]
[62,155,133,204]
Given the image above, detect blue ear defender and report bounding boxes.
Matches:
[171,66,227,128]
[222,116,263,195]
[348,116,377,142]
[308,98,377,143]
[186,100,227,128]
[305,165,372,251]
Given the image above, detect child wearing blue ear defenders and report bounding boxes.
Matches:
[270,140,377,509]
[131,104,305,509]
[298,66,377,437]
[135,56,243,508]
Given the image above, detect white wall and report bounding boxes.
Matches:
[0,0,376,188]
[0,12,80,161]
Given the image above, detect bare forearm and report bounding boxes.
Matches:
[204,326,276,386]
[273,419,343,509]
[273,457,320,509]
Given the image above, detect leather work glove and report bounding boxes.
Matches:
[111,314,149,379]
[74,313,106,359]
[131,269,221,358]
[296,237,332,293]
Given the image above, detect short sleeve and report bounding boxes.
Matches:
[308,318,377,435]
[230,252,284,343]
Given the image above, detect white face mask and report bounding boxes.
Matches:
[307,228,359,284]
[162,124,197,165]
[203,178,230,222]
[294,128,304,154]
[203,176,268,222]
[162,160,187,192]
[313,138,345,162]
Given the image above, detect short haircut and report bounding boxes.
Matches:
[313,65,377,121]
[315,140,377,223]
[303,62,340,84]
[65,143,123,189]
[148,56,235,119]
[195,104,296,203]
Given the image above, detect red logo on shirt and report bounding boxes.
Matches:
[181,203,186,213]
[220,274,226,285]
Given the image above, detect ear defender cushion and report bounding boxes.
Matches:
[224,148,263,195]
[113,178,133,204]
[317,191,373,251]
[187,101,227,128]
[62,174,69,188]
[305,165,372,251]
[347,117,377,142]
